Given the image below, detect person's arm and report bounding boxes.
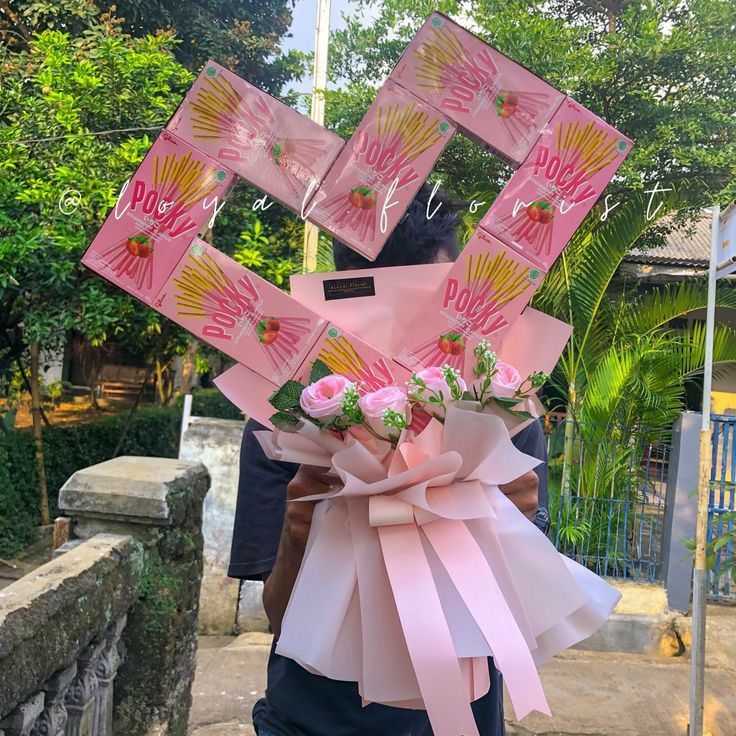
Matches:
[262,464,332,638]
[499,420,548,521]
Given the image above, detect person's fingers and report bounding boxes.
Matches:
[287,464,335,501]
[499,470,539,519]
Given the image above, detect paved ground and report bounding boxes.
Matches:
[189,606,736,736]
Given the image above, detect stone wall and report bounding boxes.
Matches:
[0,456,210,736]
[179,418,244,634]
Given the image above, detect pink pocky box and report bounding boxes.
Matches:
[389,12,565,166]
[479,97,633,271]
[306,81,456,261]
[153,239,325,384]
[293,323,412,393]
[167,60,345,213]
[82,131,235,304]
[394,229,544,383]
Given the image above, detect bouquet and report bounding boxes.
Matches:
[255,348,621,736]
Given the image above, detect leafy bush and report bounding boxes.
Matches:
[0,407,180,558]
[176,388,244,421]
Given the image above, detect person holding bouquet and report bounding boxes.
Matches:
[228,184,550,736]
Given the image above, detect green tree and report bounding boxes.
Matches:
[0,20,195,516]
[0,0,306,93]
[328,0,736,214]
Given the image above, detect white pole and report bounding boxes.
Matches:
[178,393,193,458]
[689,203,720,736]
[302,0,332,273]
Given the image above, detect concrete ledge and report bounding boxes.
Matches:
[574,612,682,655]
[59,456,209,524]
[0,534,143,716]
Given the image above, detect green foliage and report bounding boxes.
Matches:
[330,0,736,208]
[0,20,194,398]
[173,388,243,420]
[0,0,307,94]
[534,181,736,437]
[0,406,181,558]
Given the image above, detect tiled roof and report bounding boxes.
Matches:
[627,212,711,266]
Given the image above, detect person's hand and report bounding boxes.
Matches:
[499,470,539,520]
[283,464,334,552]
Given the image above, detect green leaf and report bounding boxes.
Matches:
[270,411,299,427]
[268,380,305,411]
[309,358,333,384]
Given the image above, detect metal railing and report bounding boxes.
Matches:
[708,414,736,601]
[544,418,669,582]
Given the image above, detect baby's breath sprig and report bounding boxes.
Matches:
[382,408,408,431]
[471,341,498,404]
[440,364,465,401]
[407,374,445,410]
[339,385,364,425]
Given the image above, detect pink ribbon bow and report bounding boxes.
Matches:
[255,406,621,736]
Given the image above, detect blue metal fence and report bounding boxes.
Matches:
[545,419,669,582]
[708,415,736,601]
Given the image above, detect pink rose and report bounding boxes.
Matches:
[300,374,354,420]
[413,366,467,399]
[490,362,522,398]
[358,386,409,438]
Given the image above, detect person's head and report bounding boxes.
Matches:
[332,182,461,271]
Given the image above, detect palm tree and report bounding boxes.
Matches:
[532,183,736,439]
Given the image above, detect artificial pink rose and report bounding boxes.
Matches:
[490,361,522,398]
[358,386,409,438]
[299,374,354,420]
[414,366,467,399]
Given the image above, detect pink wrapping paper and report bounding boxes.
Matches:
[167,60,344,212]
[82,130,235,304]
[153,239,325,384]
[394,229,544,382]
[255,406,621,735]
[290,263,452,355]
[390,12,564,166]
[293,322,412,391]
[479,97,633,271]
[307,81,456,261]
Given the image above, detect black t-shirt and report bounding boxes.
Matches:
[229,419,548,736]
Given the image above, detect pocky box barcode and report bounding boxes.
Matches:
[167,60,344,213]
[153,239,325,384]
[82,130,235,304]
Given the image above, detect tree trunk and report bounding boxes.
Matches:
[561,383,577,500]
[607,7,617,33]
[113,365,152,458]
[155,359,165,405]
[179,341,198,395]
[30,343,50,526]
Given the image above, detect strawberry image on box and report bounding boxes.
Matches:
[167,60,345,213]
[307,81,456,261]
[479,97,633,271]
[294,323,411,393]
[153,239,325,385]
[389,12,565,166]
[82,130,235,304]
[395,229,544,383]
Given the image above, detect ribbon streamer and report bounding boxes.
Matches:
[256,406,621,736]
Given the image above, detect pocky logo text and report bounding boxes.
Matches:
[350,130,422,192]
[441,278,513,337]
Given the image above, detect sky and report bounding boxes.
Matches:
[280,0,357,93]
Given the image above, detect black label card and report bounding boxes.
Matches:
[323,276,376,301]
